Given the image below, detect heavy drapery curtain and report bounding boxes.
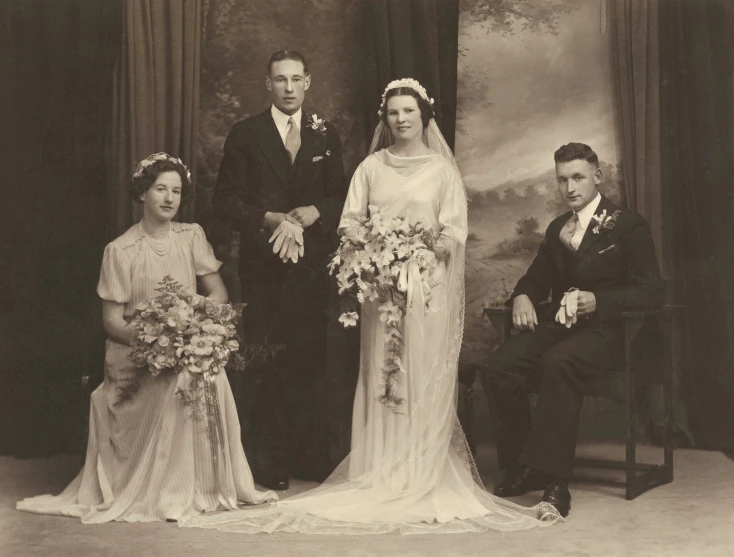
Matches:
[610,0,694,447]
[0,0,120,456]
[611,0,664,272]
[613,0,734,450]
[109,0,202,235]
[659,0,734,450]
[361,0,460,150]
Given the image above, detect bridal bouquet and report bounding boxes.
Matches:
[328,207,448,410]
[128,276,245,438]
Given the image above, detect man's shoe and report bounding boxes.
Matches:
[256,476,289,491]
[542,480,571,518]
[493,466,549,498]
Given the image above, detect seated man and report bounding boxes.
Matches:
[480,142,664,518]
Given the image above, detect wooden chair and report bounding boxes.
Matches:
[462,305,683,500]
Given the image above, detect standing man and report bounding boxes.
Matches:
[214,50,347,490]
[481,143,665,517]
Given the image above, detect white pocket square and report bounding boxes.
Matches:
[312,156,324,162]
[598,244,616,254]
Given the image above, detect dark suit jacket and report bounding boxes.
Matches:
[214,108,346,262]
[510,195,665,322]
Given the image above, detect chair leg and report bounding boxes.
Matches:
[458,379,476,456]
[663,312,678,483]
[624,325,637,500]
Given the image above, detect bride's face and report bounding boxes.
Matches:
[386,95,423,144]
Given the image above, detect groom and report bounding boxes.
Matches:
[214,50,347,490]
[480,143,665,517]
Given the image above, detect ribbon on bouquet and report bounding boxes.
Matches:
[397,259,425,315]
[396,259,426,416]
[555,287,580,328]
[175,371,226,491]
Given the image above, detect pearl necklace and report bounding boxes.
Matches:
[139,221,172,256]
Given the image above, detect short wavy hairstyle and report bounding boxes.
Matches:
[129,158,194,204]
[554,142,599,167]
[380,87,435,129]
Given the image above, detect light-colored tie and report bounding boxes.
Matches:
[285,116,301,164]
[559,213,581,252]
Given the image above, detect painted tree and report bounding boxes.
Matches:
[460,0,584,36]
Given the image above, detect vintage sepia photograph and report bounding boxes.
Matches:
[1,0,732,555]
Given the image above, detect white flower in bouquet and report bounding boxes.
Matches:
[328,209,450,411]
[127,276,246,436]
[339,311,359,327]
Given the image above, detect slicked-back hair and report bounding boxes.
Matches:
[267,50,308,76]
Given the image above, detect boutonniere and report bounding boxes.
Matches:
[590,209,621,234]
[306,113,328,137]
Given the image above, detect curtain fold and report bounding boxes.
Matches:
[109,0,202,235]
[361,0,460,150]
[611,0,664,273]
[660,0,734,450]
[0,0,121,455]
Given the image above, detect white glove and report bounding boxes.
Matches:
[555,288,580,328]
[293,223,304,258]
[269,221,304,263]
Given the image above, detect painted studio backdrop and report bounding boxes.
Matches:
[5,0,733,457]
[193,1,626,445]
[456,0,622,366]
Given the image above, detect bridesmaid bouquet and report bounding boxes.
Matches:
[128,276,245,435]
[328,207,448,410]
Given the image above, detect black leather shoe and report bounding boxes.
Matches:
[256,476,289,491]
[542,480,571,518]
[493,466,549,498]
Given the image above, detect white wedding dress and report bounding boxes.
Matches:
[182,138,561,534]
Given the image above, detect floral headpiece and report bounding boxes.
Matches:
[377,78,435,117]
[133,152,191,181]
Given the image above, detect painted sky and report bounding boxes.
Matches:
[455,1,620,191]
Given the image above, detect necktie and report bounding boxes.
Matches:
[285,116,301,164]
[559,213,580,251]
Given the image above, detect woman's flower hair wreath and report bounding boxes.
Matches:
[377,78,435,117]
[133,152,192,181]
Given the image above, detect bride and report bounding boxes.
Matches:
[183,79,561,534]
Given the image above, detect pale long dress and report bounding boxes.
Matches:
[16,222,275,523]
[181,150,559,534]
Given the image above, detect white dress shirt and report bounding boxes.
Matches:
[271,105,302,146]
[571,192,602,248]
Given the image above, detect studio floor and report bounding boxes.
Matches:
[1,443,733,557]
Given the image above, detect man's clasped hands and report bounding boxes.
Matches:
[264,205,320,263]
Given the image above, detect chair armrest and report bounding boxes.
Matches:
[619,305,683,320]
[484,305,684,346]
[483,307,512,317]
[619,305,684,342]
[484,307,512,344]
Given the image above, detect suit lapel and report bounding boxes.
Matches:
[249,109,291,187]
[576,195,615,256]
[291,112,318,185]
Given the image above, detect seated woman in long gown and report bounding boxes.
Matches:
[182,80,561,534]
[16,153,276,523]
